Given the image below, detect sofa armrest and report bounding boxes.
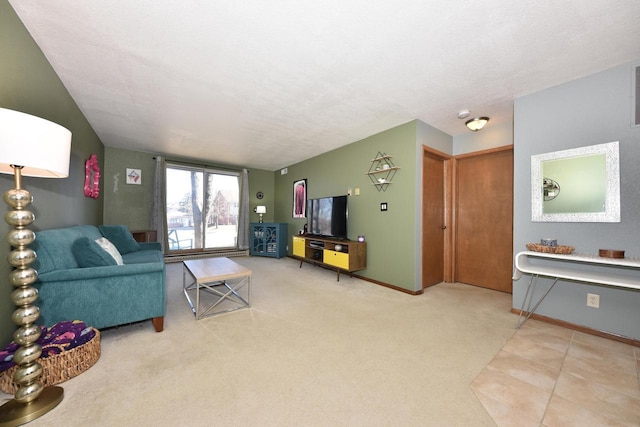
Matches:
[37,262,164,283]
[139,242,161,251]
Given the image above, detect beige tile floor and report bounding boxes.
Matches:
[471,319,640,426]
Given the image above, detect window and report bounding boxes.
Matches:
[165,163,240,251]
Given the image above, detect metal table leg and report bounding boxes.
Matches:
[516,274,559,329]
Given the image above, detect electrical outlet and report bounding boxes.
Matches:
[587,293,600,308]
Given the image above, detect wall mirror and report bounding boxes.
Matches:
[531,141,620,222]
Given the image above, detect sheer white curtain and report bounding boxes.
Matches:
[151,156,167,253]
[237,168,250,250]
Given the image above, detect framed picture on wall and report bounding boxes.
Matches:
[293,179,307,218]
[126,168,141,185]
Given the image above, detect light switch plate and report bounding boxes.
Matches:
[381,202,388,211]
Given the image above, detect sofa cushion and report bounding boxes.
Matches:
[95,238,124,265]
[32,228,83,274]
[122,249,164,264]
[98,225,141,254]
[72,237,118,267]
[71,225,103,241]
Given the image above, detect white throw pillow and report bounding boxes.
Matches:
[95,237,124,265]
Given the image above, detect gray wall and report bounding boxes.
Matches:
[454,120,514,155]
[513,60,640,340]
[1,1,105,346]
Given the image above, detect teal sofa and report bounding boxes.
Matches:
[31,225,166,332]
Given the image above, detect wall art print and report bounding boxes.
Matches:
[126,168,141,185]
[293,178,307,218]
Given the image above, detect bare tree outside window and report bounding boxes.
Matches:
[165,164,239,251]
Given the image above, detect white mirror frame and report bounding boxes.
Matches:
[531,141,620,222]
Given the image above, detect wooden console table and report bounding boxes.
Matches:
[292,235,366,281]
[513,251,640,328]
[131,229,157,243]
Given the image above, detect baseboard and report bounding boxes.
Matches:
[164,250,249,263]
[511,308,640,348]
[352,274,424,295]
[288,256,423,295]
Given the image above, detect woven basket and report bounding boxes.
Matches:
[0,328,100,394]
[526,243,575,254]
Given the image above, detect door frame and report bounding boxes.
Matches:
[422,145,514,287]
[422,146,453,286]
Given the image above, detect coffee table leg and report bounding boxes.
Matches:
[182,263,200,319]
[196,275,251,318]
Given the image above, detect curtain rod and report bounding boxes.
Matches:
[153,156,247,173]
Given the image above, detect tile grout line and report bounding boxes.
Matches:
[537,330,574,426]
[561,332,640,425]
[480,325,640,426]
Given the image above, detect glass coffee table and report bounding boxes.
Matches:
[182,257,252,320]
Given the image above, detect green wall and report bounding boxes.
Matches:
[103,148,156,228]
[0,1,105,346]
[103,147,276,232]
[274,120,427,292]
[247,168,278,224]
[105,120,454,294]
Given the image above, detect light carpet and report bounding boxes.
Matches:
[1,256,518,426]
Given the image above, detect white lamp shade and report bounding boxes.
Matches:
[256,206,266,214]
[0,108,72,178]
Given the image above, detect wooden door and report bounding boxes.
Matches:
[422,147,451,288]
[454,147,513,293]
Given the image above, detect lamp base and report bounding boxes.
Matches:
[0,386,63,426]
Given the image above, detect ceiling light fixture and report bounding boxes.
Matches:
[465,117,489,132]
[457,110,470,120]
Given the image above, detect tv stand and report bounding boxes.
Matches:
[292,235,366,281]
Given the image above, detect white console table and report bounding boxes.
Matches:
[513,251,640,328]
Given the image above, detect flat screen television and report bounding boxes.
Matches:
[306,195,348,239]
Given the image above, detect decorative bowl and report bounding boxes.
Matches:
[598,249,624,258]
[526,243,574,254]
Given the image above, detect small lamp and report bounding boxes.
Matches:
[465,117,489,132]
[255,205,266,223]
[0,108,71,425]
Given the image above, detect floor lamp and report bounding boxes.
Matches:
[0,108,71,426]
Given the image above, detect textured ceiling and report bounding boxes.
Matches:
[8,1,640,171]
